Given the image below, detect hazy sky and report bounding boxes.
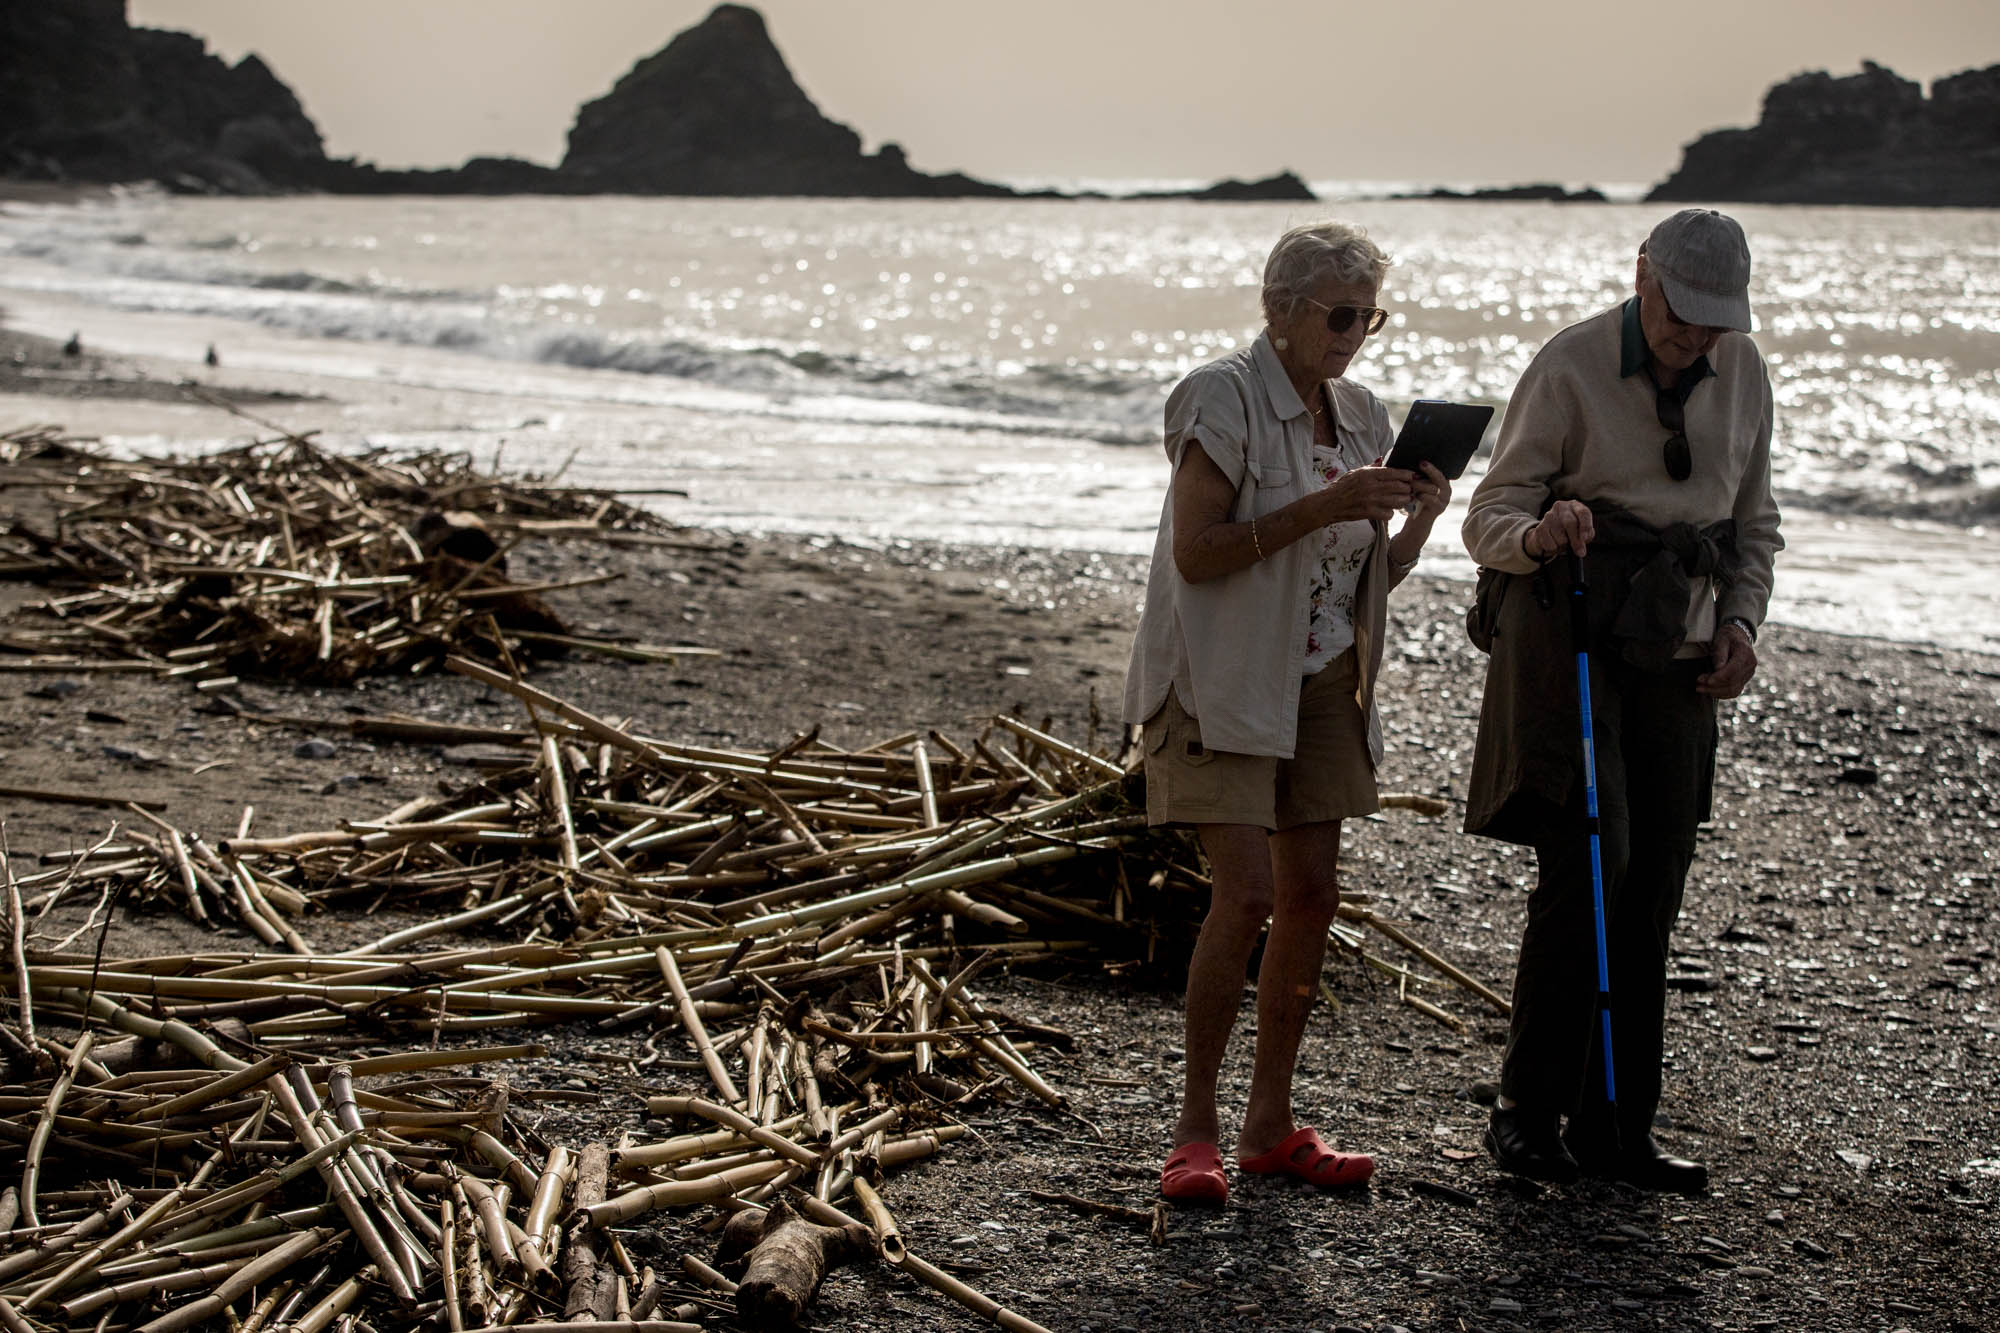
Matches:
[130,0,2000,186]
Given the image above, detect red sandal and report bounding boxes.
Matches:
[1160,1141,1228,1205]
[1237,1127,1374,1190]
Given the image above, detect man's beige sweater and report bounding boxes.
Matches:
[1462,302,1783,638]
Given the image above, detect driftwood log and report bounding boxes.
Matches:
[563,1143,617,1321]
[719,1196,876,1330]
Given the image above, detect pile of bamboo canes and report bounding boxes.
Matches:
[0,426,694,686]
[1,659,1505,1330]
[0,1002,989,1333]
[19,652,1505,1041]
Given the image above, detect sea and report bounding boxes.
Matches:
[2,187,1996,654]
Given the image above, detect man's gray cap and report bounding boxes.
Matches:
[1647,208,1753,333]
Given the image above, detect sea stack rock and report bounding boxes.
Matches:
[0,0,327,192]
[1648,60,2000,207]
[559,3,1013,197]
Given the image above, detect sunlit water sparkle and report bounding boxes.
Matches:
[2,192,1996,653]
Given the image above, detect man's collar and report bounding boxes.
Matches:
[1620,295,1717,383]
[1253,330,1311,420]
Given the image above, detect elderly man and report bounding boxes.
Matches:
[1461,209,1783,1193]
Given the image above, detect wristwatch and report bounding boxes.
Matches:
[1722,615,1757,643]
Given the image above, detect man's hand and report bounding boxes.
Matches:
[1524,499,1594,560]
[1698,622,1757,698]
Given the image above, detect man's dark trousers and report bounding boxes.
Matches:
[1498,654,1718,1140]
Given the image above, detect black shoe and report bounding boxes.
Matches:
[1485,1106,1580,1185]
[1566,1127,1708,1195]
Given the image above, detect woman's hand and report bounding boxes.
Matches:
[1387,461,1450,566]
[1404,461,1450,526]
[1315,464,1414,525]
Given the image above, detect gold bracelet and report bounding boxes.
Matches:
[1249,516,1266,562]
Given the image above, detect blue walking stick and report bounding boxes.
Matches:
[1568,552,1617,1115]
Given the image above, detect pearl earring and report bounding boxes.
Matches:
[1273,336,1288,351]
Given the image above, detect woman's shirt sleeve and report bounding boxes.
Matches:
[1163,366,1250,489]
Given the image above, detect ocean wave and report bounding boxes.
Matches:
[245,270,370,295]
[2,227,464,302]
[521,328,1162,441]
[6,216,1170,437]
[1791,482,2000,525]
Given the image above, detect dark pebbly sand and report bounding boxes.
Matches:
[2,326,1997,1332]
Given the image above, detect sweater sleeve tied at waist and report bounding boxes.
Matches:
[1588,504,1737,672]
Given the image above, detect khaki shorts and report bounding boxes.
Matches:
[1142,647,1379,830]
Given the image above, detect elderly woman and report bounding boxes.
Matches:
[1124,222,1449,1204]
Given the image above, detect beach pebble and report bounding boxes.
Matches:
[1793,1237,1832,1259]
[1487,1297,1524,1314]
[294,738,338,759]
[101,743,159,764]
[1836,1149,1873,1172]
[26,680,82,699]
[1735,1266,1776,1279]
[1745,1045,1779,1061]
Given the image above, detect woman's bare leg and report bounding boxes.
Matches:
[1171,823,1274,1148]
[1237,820,1343,1158]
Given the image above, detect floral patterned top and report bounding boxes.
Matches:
[1302,440,1376,672]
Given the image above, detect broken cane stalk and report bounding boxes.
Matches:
[655,946,743,1106]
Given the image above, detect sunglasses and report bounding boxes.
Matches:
[1655,383,1692,482]
[1302,297,1389,336]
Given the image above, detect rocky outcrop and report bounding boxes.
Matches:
[0,0,326,193]
[1393,183,1607,203]
[558,5,1011,196]
[314,156,568,196]
[1648,60,2000,207]
[0,1,1319,203]
[1124,172,1318,202]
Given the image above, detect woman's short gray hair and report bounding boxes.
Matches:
[1261,222,1392,325]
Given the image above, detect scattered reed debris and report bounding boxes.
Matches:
[0,425,701,685]
[1,414,1494,1328]
[1,661,1493,1330]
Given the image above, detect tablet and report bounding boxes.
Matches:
[1384,400,1494,480]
